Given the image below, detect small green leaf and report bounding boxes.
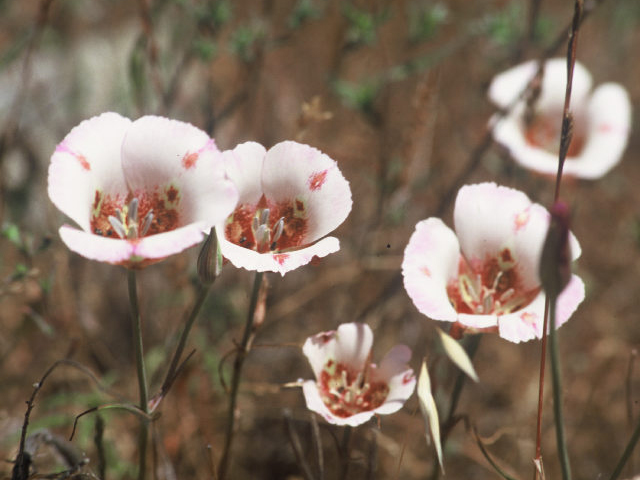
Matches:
[436,327,479,382]
[417,359,444,472]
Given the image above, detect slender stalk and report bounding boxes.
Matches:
[339,426,352,480]
[157,283,212,400]
[429,334,482,480]
[533,297,550,480]
[218,271,264,480]
[548,295,571,480]
[609,412,640,480]
[128,270,149,480]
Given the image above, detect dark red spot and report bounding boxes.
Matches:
[296,199,304,212]
[166,186,179,203]
[92,191,101,210]
[500,248,513,264]
[182,152,198,169]
[308,170,328,191]
[402,372,414,385]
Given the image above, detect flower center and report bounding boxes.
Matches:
[447,250,539,315]
[318,361,389,418]
[90,187,180,239]
[225,198,308,254]
[524,112,585,157]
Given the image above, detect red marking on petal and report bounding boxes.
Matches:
[76,154,90,171]
[308,170,328,191]
[514,210,530,232]
[421,266,431,277]
[274,253,289,265]
[520,312,537,324]
[402,372,415,385]
[295,199,304,212]
[500,248,513,264]
[166,185,179,203]
[182,152,198,169]
[598,124,613,133]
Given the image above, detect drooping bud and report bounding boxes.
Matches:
[539,201,572,298]
[197,227,223,284]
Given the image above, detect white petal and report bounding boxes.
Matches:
[457,313,499,330]
[217,231,339,276]
[59,225,134,264]
[491,111,560,176]
[261,141,352,244]
[132,223,206,260]
[563,83,632,179]
[302,329,338,380]
[48,112,131,231]
[223,141,267,205]
[554,274,585,329]
[373,345,416,415]
[402,218,459,322]
[454,183,531,265]
[333,322,374,372]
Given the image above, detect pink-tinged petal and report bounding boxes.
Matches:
[497,293,545,343]
[333,322,373,372]
[563,83,632,179]
[491,111,561,176]
[132,223,206,260]
[454,183,531,264]
[223,142,267,205]
[372,346,416,415]
[458,313,499,330]
[217,231,339,276]
[59,225,134,264]
[302,329,338,380]
[488,58,592,111]
[48,112,131,231]
[261,141,352,244]
[402,218,459,321]
[554,274,585,329]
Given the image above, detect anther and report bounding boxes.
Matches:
[140,211,154,236]
[272,217,284,243]
[127,198,139,224]
[108,216,127,239]
[260,208,270,226]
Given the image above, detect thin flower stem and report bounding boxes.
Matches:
[429,334,482,480]
[548,294,571,480]
[533,297,550,480]
[218,271,265,480]
[158,283,212,398]
[608,412,640,480]
[128,270,149,480]
[339,426,352,480]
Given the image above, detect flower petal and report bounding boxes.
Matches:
[302,329,338,380]
[48,112,131,231]
[59,225,134,264]
[402,218,459,322]
[121,116,238,228]
[372,345,416,415]
[217,232,339,276]
[333,322,373,372]
[132,223,206,260]
[261,141,352,244]
[563,83,632,179]
[223,141,267,205]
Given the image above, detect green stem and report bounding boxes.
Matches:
[128,270,149,480]
[218,271,265,480]
[339,426,352,480]
[548,294,571,480]
[609,412,640,480]
[159,283,212,395]
[429,334,482,480]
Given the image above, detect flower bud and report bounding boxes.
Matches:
[197,228,223,284]
[539,201,572,298]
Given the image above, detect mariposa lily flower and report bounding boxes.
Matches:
[488,58,632,179]
[48,112,238,268]
[301,322,416,427]
[402,183,585,343]
[216,141,352,275]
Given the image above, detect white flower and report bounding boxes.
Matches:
[489,58,632,179]
[301,323,416,427]
[402,183,585,343]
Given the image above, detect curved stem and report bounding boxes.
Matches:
[128,270,149,480]
[533,297,550,480]
[218,271,265,480]
[609,413,640,480]
[548,295,571,480]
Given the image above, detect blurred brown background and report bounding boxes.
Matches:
[0,0,639,478]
